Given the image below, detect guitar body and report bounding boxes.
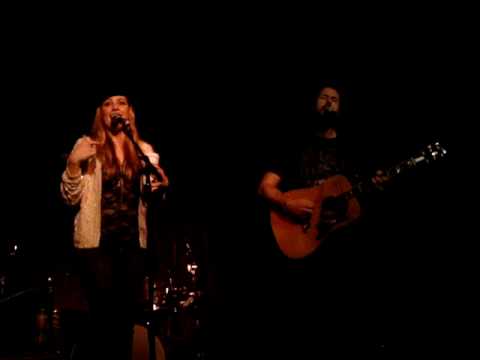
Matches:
[270,175,361,259]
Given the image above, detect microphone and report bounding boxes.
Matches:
[320,101,333,114]
[111,114,132,135]
[111,114,125,127]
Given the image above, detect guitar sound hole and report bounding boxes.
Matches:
[319,196,348,228]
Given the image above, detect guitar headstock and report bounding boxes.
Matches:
[416,142,447,164]
[384,142,447,179]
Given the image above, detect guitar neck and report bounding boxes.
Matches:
[343,153,432,200]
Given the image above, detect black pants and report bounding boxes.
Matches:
[74,245,146,360]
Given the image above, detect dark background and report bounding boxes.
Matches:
[0,16,469,357]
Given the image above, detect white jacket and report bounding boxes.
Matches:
[61,138,158,249]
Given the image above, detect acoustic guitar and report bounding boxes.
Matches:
[270,142,447,259]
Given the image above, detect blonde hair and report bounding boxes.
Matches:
[89,101,142,179]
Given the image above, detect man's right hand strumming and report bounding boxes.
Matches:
[282,198,314,222]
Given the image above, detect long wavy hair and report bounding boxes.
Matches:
[89,100,142,180]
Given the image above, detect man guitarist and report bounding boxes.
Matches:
[257,83,387,356]
[259,85,386,223]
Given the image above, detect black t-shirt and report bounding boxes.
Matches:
[268,134,358,191]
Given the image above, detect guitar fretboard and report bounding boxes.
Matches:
[340,143,446,201]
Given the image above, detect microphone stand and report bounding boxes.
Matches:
[120,119,166,360]
[120,120,165,185]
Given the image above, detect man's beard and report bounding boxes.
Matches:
[309,110,341,133]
